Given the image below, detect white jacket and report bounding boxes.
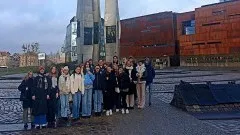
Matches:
[70,73,85,94]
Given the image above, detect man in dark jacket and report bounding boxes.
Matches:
[93,65,105,116]
[145,58,156,106]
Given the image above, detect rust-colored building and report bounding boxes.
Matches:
[120,12,179,66]
[178,0,240,67]
[120,0,240,67]
[20,52,38,67]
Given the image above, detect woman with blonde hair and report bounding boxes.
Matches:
[18,71,35,129]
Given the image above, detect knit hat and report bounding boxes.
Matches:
[63,66,69,71]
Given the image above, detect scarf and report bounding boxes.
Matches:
[136,64,146,75]
[37,73,48,90]
[126,66,133,79]
[52,77,58,88]
[63,74,70,90]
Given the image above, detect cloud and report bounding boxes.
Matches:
[0,0,219,54]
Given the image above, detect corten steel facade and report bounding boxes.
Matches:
[178,0,240,67]
[120,12,179,66]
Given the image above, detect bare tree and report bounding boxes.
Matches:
[22,44,27,53]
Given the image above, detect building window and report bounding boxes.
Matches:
[182,20,195,35]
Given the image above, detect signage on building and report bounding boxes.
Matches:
[38,53,46,60]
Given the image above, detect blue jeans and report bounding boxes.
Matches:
[72,91,82,119]
[60,94,69,118]
[146,83,153,105]
[82,89,93,116]
[93,90,103,113]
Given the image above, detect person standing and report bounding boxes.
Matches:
[104,66,117,116]
[70,66,84,121]
[58,66,71,121]
[82,62,95,118]
[112,64,121,112]
[93,65,105,116]
[32,66,51,129]
[125,61,137,112]
[18,71,35,129]
[117,67,130,114]
[135,60,147,109]
[145,58,156,106]
[47,66,59,127]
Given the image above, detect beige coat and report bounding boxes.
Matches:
[70,73,85,95]
[58,74,71,95]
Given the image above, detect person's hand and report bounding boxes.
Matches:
[56,93,59,98]
[47,95,50,99]
[32,96,36,100]
[106,77,109,80]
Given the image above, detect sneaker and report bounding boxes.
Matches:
[109,109,113,115]
[121,109,125,114]
[31,123,35,129]
[24,123,28,129]
[36,125,40,129]
[116,109,119,112]
[106,111,110,116]
[126,109,129,114]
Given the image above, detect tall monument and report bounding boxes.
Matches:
[76,0,94,63]
[104,0,121,62]
[92,0,101,63]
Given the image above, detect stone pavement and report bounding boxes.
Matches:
[0,69,240,134]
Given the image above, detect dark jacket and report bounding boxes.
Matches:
[117,72,130,90]
[18,78,34,108]
[32,73,52,116]
[48,76,59,99]
[93,72,105,90]
[124,67,137,94]
[104,71,117,94]
[145,63,155,85]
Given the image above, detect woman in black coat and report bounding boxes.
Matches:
[104,66,117,116]
[32,66,51,129]
[117,67,130,114]
[124,60,137,111]
[47,66,59,127]
[18,71,35,129]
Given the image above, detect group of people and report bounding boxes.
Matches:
[18,56,155,129]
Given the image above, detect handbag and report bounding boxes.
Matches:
[115,87,120,93]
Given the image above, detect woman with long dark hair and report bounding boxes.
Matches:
[47,66,59,127]
[82,61,95,118]
[104,66,117,116]
[18,71,35,129]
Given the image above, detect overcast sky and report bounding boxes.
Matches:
[0,0,218,54]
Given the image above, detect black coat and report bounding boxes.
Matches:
[48,76,59,99]
[117,72,130,90]
[32,74,52,116]
[124,67,137,94]
[18,78,34,108]
[93,72,105,90]
[104,72,117,95]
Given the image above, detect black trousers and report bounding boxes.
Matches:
[120,91,128,109]
[47,99,56,123]
[105,92,114,110]
[114,92,121,109]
